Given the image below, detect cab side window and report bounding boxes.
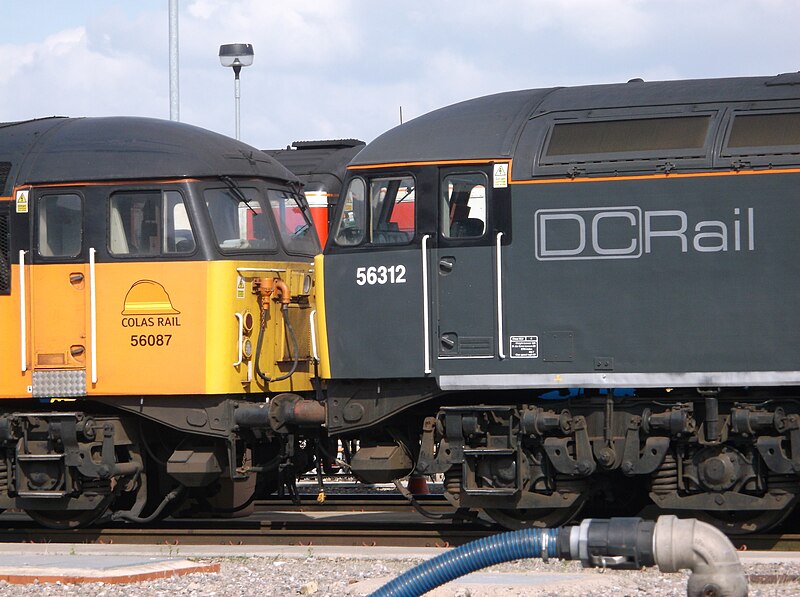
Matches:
[370,176,415,245]
[333,175,416,246]
[441,173,487,239]
[37,193,82,258]
[333,178,366,246]
[109,190,196,256]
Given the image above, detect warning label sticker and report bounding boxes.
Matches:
[510,335,539,358]
[493,163,509,188]
[15,190,29,213]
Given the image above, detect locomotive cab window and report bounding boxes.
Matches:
[37,193,82,258]
[109,190,196,256]
[333,178,366,246]
[204,185,277,252]
[370,176,415,245]
[333,175,415,246]
[268,188,320,255]
[441,173,487,239]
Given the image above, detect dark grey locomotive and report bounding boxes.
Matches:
[317,73,800,532]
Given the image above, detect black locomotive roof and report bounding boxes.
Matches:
[0,116,296,195]
[351,74,800,166]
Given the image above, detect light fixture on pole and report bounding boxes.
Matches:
[219,43,254,140]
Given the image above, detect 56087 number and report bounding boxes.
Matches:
[130,334,172,347]
[356,265,407,286]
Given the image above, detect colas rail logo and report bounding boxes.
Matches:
[121,280,181,328]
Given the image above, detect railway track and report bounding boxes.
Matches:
[255,492,453,513]
[0,492,798,550]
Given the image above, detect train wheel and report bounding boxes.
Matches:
[484,496,587,530]
[692,503,796,535]
[26,495,113,530]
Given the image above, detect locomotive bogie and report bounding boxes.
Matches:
[0,412,144,525]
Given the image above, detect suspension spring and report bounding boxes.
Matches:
[444,467,462,495]
[0,456,7,493]
[651,453,679,492]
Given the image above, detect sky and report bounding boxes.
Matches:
[1,0,799,150]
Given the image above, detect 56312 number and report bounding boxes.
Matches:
[356,265,407,286]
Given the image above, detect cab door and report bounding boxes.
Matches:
[435,168,498,366]
[324,172,426,378]
[28,190,88,397]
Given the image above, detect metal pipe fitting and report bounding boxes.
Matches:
[562,515,747,597]
[268,393,326,433]
[653,515,748,597]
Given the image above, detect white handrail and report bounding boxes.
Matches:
[496,232,506,359]
[19,250,27,373]
[309,309,319,363]
[233,312,244,367]
[421,234,432,374]
[89,248,98,384]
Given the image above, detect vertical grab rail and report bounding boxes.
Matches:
[19,250,27,373]
[309,309,319,363]
[233,313,244,367]
[89,247,98,384]
[496,232,506,359]
[421,234,432,374]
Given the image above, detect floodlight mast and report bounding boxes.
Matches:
[169,0,180,121]
[219,43,254,140]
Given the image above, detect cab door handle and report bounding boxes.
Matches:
[439,256,455,274]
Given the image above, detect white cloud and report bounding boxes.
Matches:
[0,24,162,120]
[0,28,85,85]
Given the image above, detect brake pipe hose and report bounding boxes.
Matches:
[369,516,747,597]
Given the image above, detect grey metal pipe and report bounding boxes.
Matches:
[564,515,747,597]
[653,515,748,597]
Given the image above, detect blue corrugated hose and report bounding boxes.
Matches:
[369,527,560,597]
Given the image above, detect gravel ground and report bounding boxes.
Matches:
[0,482,796,596]
[0,554,797,597]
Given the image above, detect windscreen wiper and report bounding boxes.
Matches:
[220,175,257,215]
